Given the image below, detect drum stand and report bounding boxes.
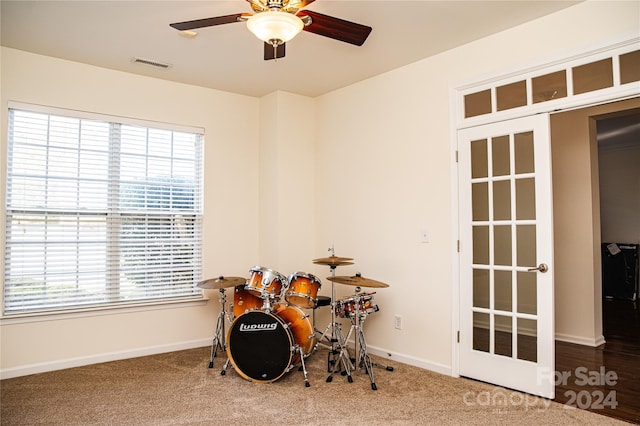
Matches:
[317,264,354,383]
[339,288,394,390]
[209,288,234,369]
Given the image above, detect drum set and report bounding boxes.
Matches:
[197,250,393,390]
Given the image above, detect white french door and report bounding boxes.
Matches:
[458,114,555,398]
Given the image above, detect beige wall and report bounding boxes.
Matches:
[1,0,639,377]
[313,1,639,368]
[258,91,316,272]
[0,48,262,375]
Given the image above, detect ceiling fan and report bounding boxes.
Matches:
[169,0,372,60]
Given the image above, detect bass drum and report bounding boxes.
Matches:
[273,303,315,361]
[226,310,294,383]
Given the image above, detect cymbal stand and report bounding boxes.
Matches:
[208,288,234,369]
[316,264,351,372]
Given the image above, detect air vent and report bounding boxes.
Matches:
[131,57,172,70]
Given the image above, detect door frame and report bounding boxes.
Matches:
[450,33,640,380]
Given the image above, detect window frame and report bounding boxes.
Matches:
[2,102,205,317]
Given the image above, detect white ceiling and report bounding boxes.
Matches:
[1,1,581,98]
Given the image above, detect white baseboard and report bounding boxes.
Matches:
[364,344,453,377]
[0,338,211,380]
[555,333,606,347]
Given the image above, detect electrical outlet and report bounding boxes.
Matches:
[394,314,402,330]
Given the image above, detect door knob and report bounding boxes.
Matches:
[527,263,548,273]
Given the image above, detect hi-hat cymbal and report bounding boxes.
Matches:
[197,276,246,290]
[326,274,389,288]
[312,255,354,267]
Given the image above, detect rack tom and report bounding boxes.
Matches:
[245,266,287,300]
[285,272,321,309]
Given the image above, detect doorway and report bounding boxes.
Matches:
[452,35,639,415]
[549,97,640,347]
[547,98,640,423]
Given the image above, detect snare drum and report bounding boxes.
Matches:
[226,310,295,383]
[233,285,263,318]
[285,272,322,309]
[273,303,315,360]
[335,292,379,319]
[245,266,287,300]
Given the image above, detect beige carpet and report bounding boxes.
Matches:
[0,346,631,425]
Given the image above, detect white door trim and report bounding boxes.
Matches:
[450,33,640,380]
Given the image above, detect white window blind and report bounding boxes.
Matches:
[4,107,204,315]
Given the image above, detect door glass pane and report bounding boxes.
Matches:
[516,178,536,220]
[473,312,490,353]
[497,80,527,111]
[493,180,511,221]
[494,225,512,266]
[517,318,537,362]
[573,58,613,95]
[473,269,490,309]
[473,226,489,264]
[471,139,488,178]
[532,70,567,103]
[495,315,513,357]
[465,90,492,118]
[472,182,489,221]
[494,270,512,311]
[491,135,510,176]
[514,131,534,174]
[620,50,640,84]
[517,271,537,315]
[516,225,536,267]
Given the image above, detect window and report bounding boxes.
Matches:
[4,105,204,315]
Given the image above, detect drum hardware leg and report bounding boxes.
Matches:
[297,347,311,387]
[325,320,353,383]
[347,312,393,390]
[355,320,377,390]
[220,357,231,376]
[209,288,232,369]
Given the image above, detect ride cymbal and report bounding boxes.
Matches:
[326,273,389,288]
[312,255,354,267]
[197,276,246,289]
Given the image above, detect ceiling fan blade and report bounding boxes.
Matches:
[170,13,249,31]
[264,42,286,61]
[300,10,372,46]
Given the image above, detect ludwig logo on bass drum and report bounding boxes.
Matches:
[239,322,278,332]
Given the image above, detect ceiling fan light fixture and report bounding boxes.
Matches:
[246,11,304,45]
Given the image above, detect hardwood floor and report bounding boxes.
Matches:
[555,299,640,424]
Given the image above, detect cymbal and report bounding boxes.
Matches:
[326,274,389,288]
[312,255,354,267]
[197,276,246,290]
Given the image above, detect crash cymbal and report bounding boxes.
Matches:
[312,255,354,267]
[197,276,246,290]
[326,273,389,288]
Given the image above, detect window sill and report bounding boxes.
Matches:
[0,296,209,325]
